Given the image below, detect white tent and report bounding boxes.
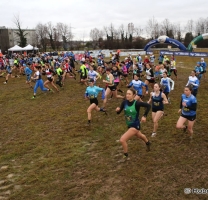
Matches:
[22,44,38,51]
[8,45,23,51]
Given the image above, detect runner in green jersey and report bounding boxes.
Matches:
[116,88,151,161]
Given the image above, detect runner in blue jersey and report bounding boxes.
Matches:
[186,70,199,97]
[24,63,33,88]
[116,88,151,161]
[160,72,174,101]
[85,79,106,125]
[148,83,168,137]
[128,74,148,102]
[176,86,197,139]
[200,57,206,79]
[195,62,203,81]
[3,62,15,84]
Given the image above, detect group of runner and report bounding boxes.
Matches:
[0,51,206,161]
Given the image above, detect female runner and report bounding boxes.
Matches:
[148,83,168,137]
[85,78,106,125]
[116,88,151,161]
[176,86,197,139]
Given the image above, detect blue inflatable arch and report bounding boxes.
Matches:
[144,36,187,51]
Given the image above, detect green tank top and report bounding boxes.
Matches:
[124,100,138,126]
[106,74,114,86]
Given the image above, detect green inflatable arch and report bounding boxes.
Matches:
[187,33,208,51]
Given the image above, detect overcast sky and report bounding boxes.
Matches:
[0,0,207,40]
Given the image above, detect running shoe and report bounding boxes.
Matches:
[168,98,171,104]
[183,125,187,133]
[118,156,130,163]
[151,132,157,137]
[103,109,108,115]
[3,82,7,84]
[31,96,35,99]
[146,142,151,152]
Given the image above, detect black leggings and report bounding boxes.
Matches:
[170,69,177,77]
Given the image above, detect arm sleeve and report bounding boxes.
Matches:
[85,88,88,98]
[101,89,105,100]
[142,82,148,91]
[150,69,154,78]
[136,101,151,117]
[116,100,125,114]
[192,79,199,86]
[186,103,197,111]
[127,81,133,88]
[169,78,174,90]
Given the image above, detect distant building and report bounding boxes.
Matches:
[0,26,36,53]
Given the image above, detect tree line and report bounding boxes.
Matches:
[14,16,208,51]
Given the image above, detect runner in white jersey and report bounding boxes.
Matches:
[88,65,100,84]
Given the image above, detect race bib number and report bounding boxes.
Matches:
[125,115,132,122]
[183,107,190,112]
[89,95,95,99]
[154,102,160,106]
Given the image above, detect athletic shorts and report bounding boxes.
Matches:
[114,82,119,87]
[146,79,155,83]
[90,98,98,105]
[152,108,164,113]
[81,75,87,80]
[128,123,140,130]
[47,77,53,82]
[181,114,196,121]
[108,85,116,91]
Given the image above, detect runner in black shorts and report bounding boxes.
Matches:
[176,86,197,139]
[43,63,59,92]
[102,68,124,108]
[148,83,168,137]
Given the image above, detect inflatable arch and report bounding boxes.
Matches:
[187,33,208,52]
[144,36,187,52]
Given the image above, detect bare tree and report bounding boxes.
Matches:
[118,24,125,42]
[145,17,160,39]
[90,28,104,48]
[195,18,207,36]
[162,18,172,37]
[46,22,55,50]
[56,23,69,50]
[185,19,195,34]
[134,26,143,37]
[13,14,28,47]
[108,23,115,40]
[172,23,182,41]
[35,23,48,52]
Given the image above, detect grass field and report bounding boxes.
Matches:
[0,56,208,200]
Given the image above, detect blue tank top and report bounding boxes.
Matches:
[152,92,164,110]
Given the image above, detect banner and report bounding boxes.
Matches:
[174,51,190,56]
[159,51,208,57]
[146,51,153,55]
[160,51,174,55]
[189,52,208,57]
